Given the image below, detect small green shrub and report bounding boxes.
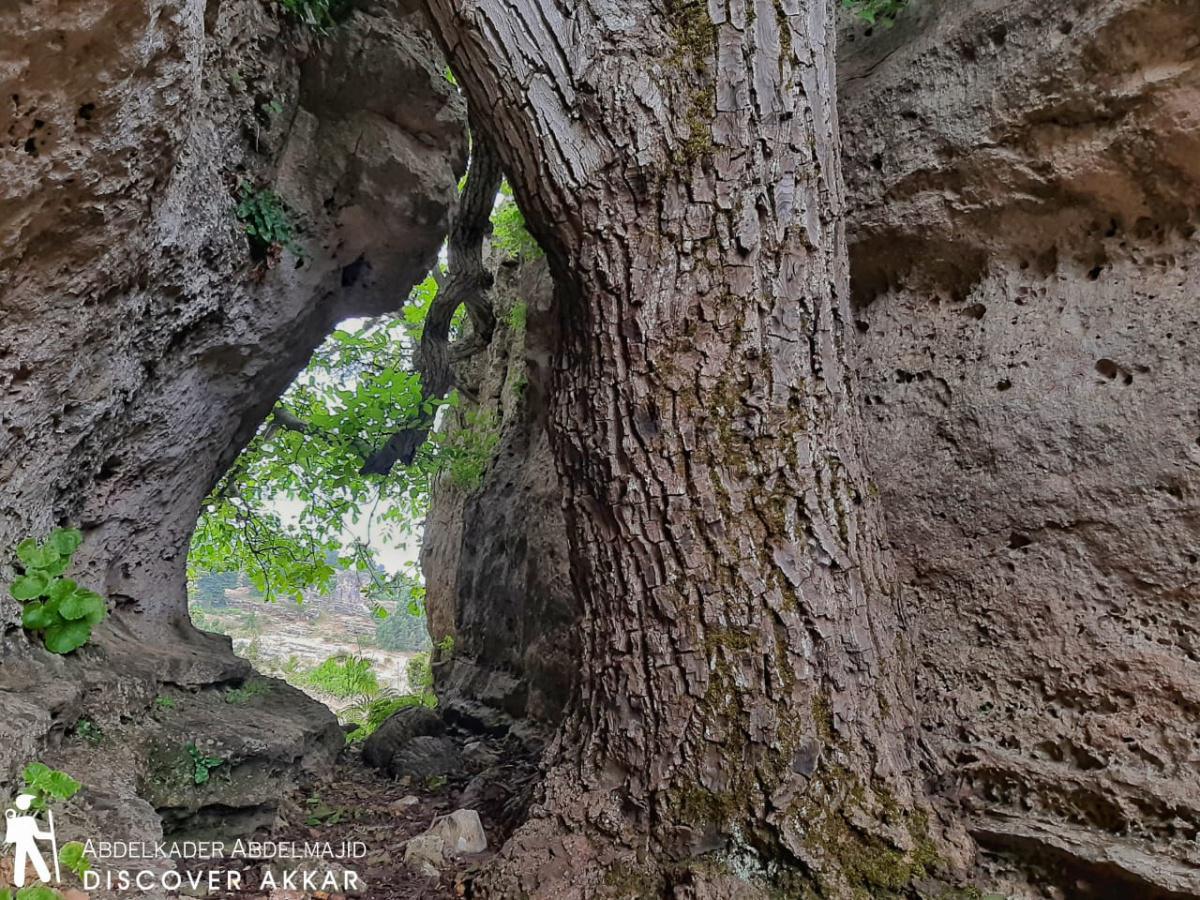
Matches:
[0,886,64,900]
[504,301,527,332]
[224,680,271,704]
[406,652,434,694]
[21,762,81,812]
[842,0,906,25]
[344,692,436,742]
[303,654,380,699]
[491,183,542,260]
[74,718,103,747]
[8,528,107,654]
[186,743,225,785]
[277,0,348,30]
[430,409,500,491]
[235,181,301,261]
[155,695,177,711]
[59,840,91,879]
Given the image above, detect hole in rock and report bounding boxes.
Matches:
[174,186,548,875]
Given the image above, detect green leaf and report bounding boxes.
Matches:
[59,588,105,623]
[49,528,83,557]
[42,770,82,801]
[27,544,62,570]
[15,886,61,900]
[43,620,93,654]
[15,538,39,565]
[22,601,57,631]
[22,761,51,783]
[11,572,48,600]
[59,840,91,877]
[47,578,77,602]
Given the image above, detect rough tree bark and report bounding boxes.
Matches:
[424,1,934,895]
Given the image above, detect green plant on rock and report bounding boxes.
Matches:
[491,181,542,261]
[8,528,107,655]
[186,743,226,785]
[303,653,380,699]
[74,718,103,747]
[503,301,527,333]
[429,407,500,491]
[224,679,271,704]
[344,692,436,742]
[235,180,301,262]
[276,0,348,31]
[842,0,907,25]
[407,651,434,693]
[155,695,177,711]
[21,762,81,812]
[0,886,64,900]
[58,840,91,879]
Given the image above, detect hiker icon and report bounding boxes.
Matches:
[4,794,59,887]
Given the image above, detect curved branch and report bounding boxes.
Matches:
[361,125,503,476]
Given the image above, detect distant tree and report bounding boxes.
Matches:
[190,571,239,608]
[375,605,430,652]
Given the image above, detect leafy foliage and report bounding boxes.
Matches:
[8,529,107,655]
[406,651,434,694]
[21,762,81,812]
[58,841,91,879]
[842,0,906,25]
[188,275,502,600]
[277,0,348,31]
[235,181,301,260]
[344,692,435,742]
[189,313,435,602]
[429,407,500,491]
[374,593,431,652]
[186,743,226,785]
[74,718,103,747]
[504,301,527,333]
[491,181,542,260]
[303,654,381,699]
[0,887,63,900]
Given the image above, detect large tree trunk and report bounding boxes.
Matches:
[425,1,934,894]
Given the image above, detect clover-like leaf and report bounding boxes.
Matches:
[47,578,77,603]
[11,573,49,601]
[49,528,83,557]
[21,601,57,631]
[59,840,91,877]
[15,538,40,566]
[43,620,93,655]
[59,588,105,623]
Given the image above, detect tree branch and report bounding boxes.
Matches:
[361,124,503,477]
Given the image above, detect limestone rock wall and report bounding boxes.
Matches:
[843,1,1200,894]
[421,260,578,737]
[0,0,465,849]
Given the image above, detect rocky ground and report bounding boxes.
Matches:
[175,750,481,900]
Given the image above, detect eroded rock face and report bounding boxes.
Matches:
[420,1,1200,893]
[0,0,465,848]
[842,1,1200,894]
[421,260,578,738]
